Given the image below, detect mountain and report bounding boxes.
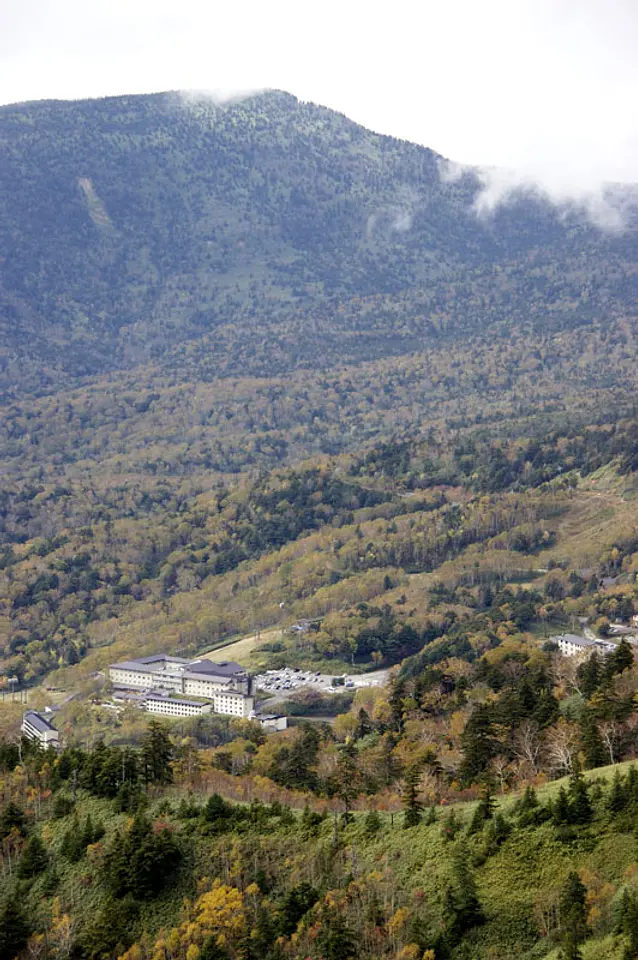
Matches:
[1,90,637,394]
[3,91,638,695]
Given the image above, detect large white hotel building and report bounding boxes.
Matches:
[109,654,254,718]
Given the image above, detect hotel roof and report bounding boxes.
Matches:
[23,710,58,734]
[145,694,211,708]
[110,655,247,678]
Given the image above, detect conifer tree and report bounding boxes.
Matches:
[18,833,48,878]
[402,764,423,828]
[568,766,592,825]
[140,720,174,785]
[579,710,606,769]
[559,871,588,959]
[469,782,496,834]
[0,893,30,958]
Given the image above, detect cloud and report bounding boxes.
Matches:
[1,0,638,224]
[472,165,636,232]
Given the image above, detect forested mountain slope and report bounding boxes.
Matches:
[3,90,638,701]
[1,90,637,393]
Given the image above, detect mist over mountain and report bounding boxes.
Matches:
[2,89,637,395]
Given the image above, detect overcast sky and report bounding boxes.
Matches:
[2,0,638,200]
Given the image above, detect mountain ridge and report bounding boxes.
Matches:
[2,89,637,396]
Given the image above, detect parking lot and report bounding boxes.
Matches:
[254,666,390,702]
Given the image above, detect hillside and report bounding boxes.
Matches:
[2,93,638,695]
[1,90,638,394]
[4,731,638,958]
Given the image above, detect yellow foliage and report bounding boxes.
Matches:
[395,946,421,960]
[197,880,246,946]
[118,946,142,960]
[387,906,411,937]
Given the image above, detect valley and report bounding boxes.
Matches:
[2,89,638,959]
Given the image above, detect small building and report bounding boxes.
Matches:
[21,711,60,749]
[554,634,617,658]
[255,714,288,732]
[144,695,214,718]
[554,634,595,657]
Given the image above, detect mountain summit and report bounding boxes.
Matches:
[0,90,636,393]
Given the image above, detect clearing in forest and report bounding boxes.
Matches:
[200,628,283,668]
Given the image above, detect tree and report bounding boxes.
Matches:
[568,766,592,825]
[18,833,47,878]
[460,705,500,784]
[402,764,423,828]
[577,653,602,699]
[277,881,319,936]
[442,842,484,945]
[511,719,542,777]
[0,801,25,839]
[316,908,357,960]
[0,893,30,958]
[103,815,180,899]
[332,741,361,823]
[469,782,496,834]
[618,889,638,959]
[613,639,635,675]
[552,787,572,826]
[559,871,588,959]
[580,710,605,769]
[140,720,173,786]
[546,719,579,776]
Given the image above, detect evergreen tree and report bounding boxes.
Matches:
[332,741,360,823]
[552,787,571,826]
[402,764,423,828]
[559,871,588,959]
[442,842,484,945]
[568,766,593,825]
[140,720,173,786]
[580,710,606,769]
[459,705,498,784]
[355,707,374,739]
[469,782,496,834]
[61,815,86,862]
[277,881,319,936]
[0,801,25,839]
[620,890,638,959]
[316,910,357,960]
[613,639,635,675]
[364,809,382,836]
[608,770,629,814]
[577,652,602,699]
[18,833,48,878]
[516,786,548,827]
[103,814,180,899]
[0,893,30,959]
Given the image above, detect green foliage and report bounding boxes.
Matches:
[140,720,174,785]
[18,833,48,878]
[0,893,30,959]
[103,814,181,899]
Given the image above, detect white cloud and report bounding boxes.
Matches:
[1,0,637,204]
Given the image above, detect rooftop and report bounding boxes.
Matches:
[23,710,58,734]
[110,654,246,678]
[555,634,596,647]
[146,694,211,708]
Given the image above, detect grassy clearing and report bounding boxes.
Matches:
[200,628,283,668]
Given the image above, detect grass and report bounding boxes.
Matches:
[199,627,283,668]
